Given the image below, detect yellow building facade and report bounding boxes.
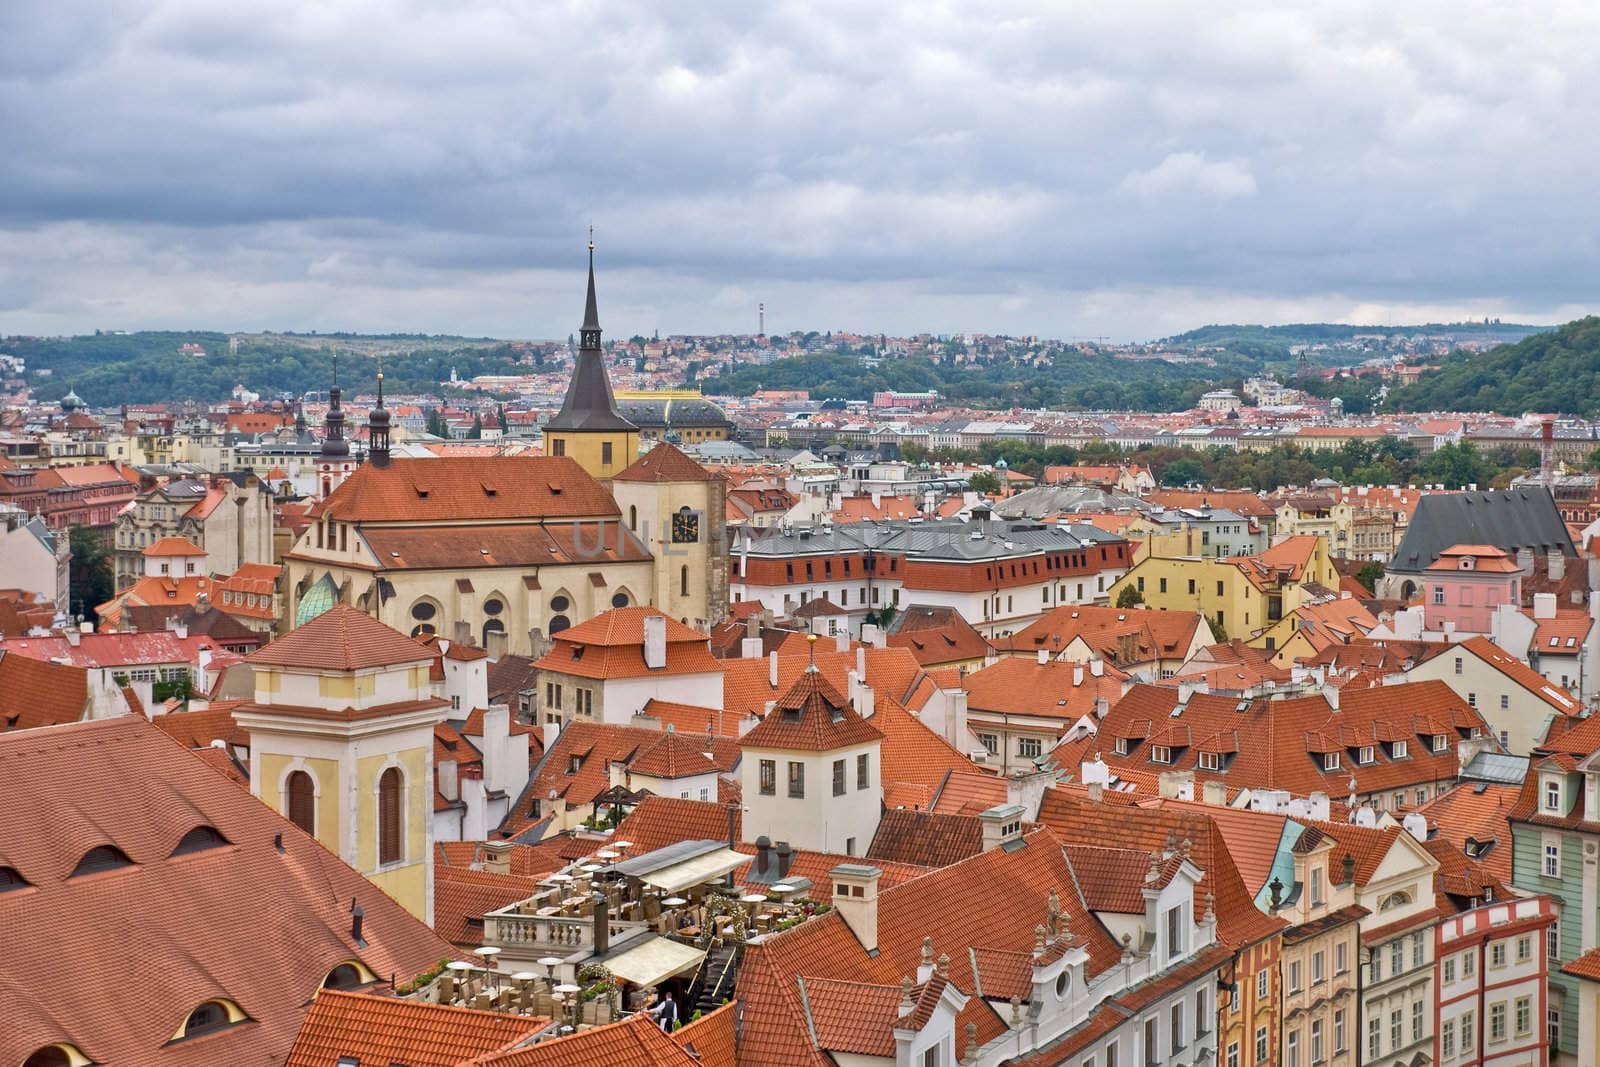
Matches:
[234,604,448,923]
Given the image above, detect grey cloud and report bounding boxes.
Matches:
[2,0,1599,339]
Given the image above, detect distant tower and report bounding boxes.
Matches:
[759,302,765,337]
[368,357,392,468]
[317,355,356,499]
[1542,418,1556,485]
[542,232,639,480]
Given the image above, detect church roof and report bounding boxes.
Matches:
[308,456,619,523]
[613,442,718,483]
[1388,487,1574,575]
[545,251,637,433]
[247,603,434,672]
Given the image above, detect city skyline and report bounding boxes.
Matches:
[3,1,1599,341]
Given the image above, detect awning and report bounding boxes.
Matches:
[605,937,705,988]
[640,847,749,894]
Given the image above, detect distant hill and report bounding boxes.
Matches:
[1165,322,1546,348]
[1391,316,1600,415]
[1,331,530,405]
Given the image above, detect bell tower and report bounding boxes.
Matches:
[317,354,357,499]
[542,235,639,480]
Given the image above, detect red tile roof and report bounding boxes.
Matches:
[433,865,547,946]
[720,645,932,721]
[627,729,722,779]
[142,535,207,558]
[511,722,739,820]
[471,1008,700,1065]
[533,609,720,680]
[801,977,904,1055]
[999,605,1204,665]
[612,442,717,483]
[733,827,1120,1067]
[0,650,88,730]
[286,989,543,1067]
[151,703,249,749]
[740,669,884,752]
[0,717,456,1066]
[964,657,1128,724]
[248,603,435,671]
[885,605,992,666]
[867,808,987,868]
[311,456,619,523]
[1443,636,1581,716]
[670,1001,736,1067]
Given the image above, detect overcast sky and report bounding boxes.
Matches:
[2,1,1598,341]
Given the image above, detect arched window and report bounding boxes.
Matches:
[482,618,506,645]
[322,961,376,990]
[611,590,630,609]
[378,767,403,865]
[409,598,439,637]
[548,615,571,635]
[173,999,244,1042]
[681,565,690,597]
[286,771,315,835]
[628,504,637,530]
[170,825,229,856]
[0,865,30,892]
[70,845,133,877]
[1378,890,1412,912]
[23,1045,83,1067]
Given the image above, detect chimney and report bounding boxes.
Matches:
[769,651,780,689]
[775,840,794,879]
[1158,770,1194,800]
[1550,550,1566,582]
[835,632,850,653]
[1201,780,1227,806]
[643,613,667,670]
[1326,687,1340,711]
[592,892,610,955]
[1073,663,1085,687]
[728,805,739,850]
[1517,547,1535,576]
[1090,658,1104,678]
[1402,811,1428,843]
[740,636,764,658]
[977,804,1025,852]
[746,613,761,639]
[350,903,366,947]
[1037,648,1049,665]
[1535,593,1557,620]
[854,682,875,718]
[65,629,80,647]
[437,758,459,802]
[830,864,882,951]
[174,620,188,640]
[856,645,867,680]
[480,841,512,875]
[755,835,772,875]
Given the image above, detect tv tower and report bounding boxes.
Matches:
[759,302,765,337]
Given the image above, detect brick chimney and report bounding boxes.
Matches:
[831,864,882,951]
[978,804,1025,852]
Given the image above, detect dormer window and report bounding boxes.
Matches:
[1391,740,1408,760]
[1358,745,1375,765]
[1324,752,1341,771]
[1114,738,1129,756]
[1545,778,1562,813]
[1433,734,1448,753]
[71,845,133,877]
[170,999,246,1043]
[170,825,230,856]
[1150,745,1172,765]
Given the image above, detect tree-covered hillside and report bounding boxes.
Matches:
[2,332,528,404]
[1391,317,1600,414]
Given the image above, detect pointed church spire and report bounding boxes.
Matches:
[368,354,391,467]
[545,234,637,433]
[321,353,349,459]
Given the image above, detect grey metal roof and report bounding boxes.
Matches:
[994,484,1146,518]
[608,839,729,878]
[1460,751,1530,785]
[1387,487,1575,574]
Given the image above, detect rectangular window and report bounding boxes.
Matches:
[759,760,776,795]
[1255,1026,1268,1064]
[1310,1020,1323,1064]
[1492,942,1506,967]
[1165,904,1183,961]
[1358,745,1374,764]
[1444,957,1456,983]
[1545,841,1562,877]
[1515,996,1531,1037]
[1324,752,1341,771]
[1461,1010,1475,1052]
[1151,745,1172,765]
[1390,1009,1401,1052]
[1312,950,1324,985]
[1390,941,1401,978]
[1311,868,1324,907]
[857,753,870,789]
[1550,919,1562,960]
[1546,779,1562,811]
[979,733,998,754]
[1412,1000,1423,1042]
[1257,970,1268,1000]
[923,1048,938,1067]
[1517,935,1531,963]
[1441,1019,1455,1059]
[1367,1017,1380,1059]
[787,761,805,798]
[1288,959,1301,993]
[1195,990,1207,1035]
[1490,1003,1506,1042]
[1019,737,1043,759]
[1392,740,1408,759]
[1286,1030,1298,1067]
[1335,941,1347,975]
[1227,1043,1239,1067]
[833,759,845,797]
[1334,1009,1346,1053]
[1463,951,1474,977]
[1170,1002,1183,1053]
[1550,1008,1562,1048]
[1145,1019,1158,1065]
[1413,935,1424,969]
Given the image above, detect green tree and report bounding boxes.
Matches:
[1115,584,1144,609]
[468,413,483,440]
[1160,458,1208,487]
[1354,561,1385,594]
[967,472,1001,494]
[68,525,115,623]
[1207,614,1228,642]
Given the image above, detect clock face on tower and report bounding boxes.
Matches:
[671,507,700,544]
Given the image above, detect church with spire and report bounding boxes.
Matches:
[279,241,728,654]
[541,236,640,481]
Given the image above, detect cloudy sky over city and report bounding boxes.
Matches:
[2,0,1598,340]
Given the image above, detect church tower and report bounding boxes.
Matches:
[542,238,639,480]
[368,358,392,468]
[234,604,448,924]
[317,355,357,499]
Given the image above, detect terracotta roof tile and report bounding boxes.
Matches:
[248,603,435,671]
[0,650,87,730]
[740,670,884,752]
[312,456,619,523]
[867,809,986,868]
[286,989,544,1067]
[670,1001,737,1067]
[469,1008,699,1065]
[612,442,717,483]
[142,535,207,558]
[800,978,903,1055]
[0,717,456,1066]
[433,865,546,946]
[963,658,1128,723]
